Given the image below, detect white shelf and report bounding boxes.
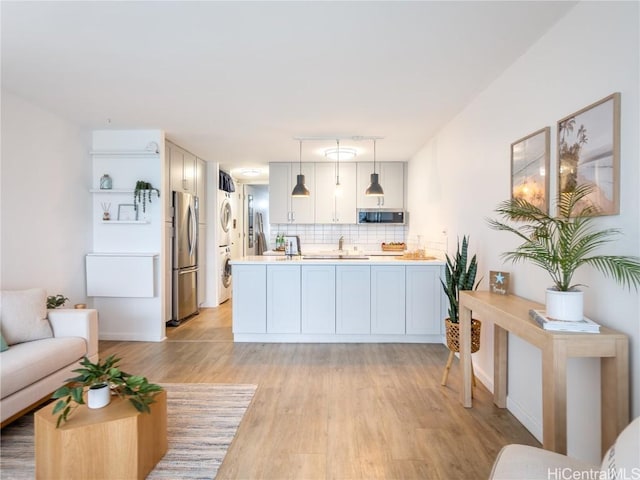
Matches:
[90,150,159,157]
[90,188,135,194]
[101,220,149,224]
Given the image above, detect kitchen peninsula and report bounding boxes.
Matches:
[231,255,445,343]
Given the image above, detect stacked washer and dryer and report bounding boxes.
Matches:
[217,181,233,304]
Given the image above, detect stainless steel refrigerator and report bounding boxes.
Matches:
[170,191,199,325]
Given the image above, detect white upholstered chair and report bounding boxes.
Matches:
[489,417,639,480]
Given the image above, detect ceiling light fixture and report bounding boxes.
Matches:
[324,147,357,161]
[291,140,310,197]
[365,138,384,196]
[241,168,261,177]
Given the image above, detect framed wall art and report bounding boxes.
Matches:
[557,92,620,216]
[117,204,138,221]
[511,127,550,213]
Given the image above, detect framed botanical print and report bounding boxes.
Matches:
[557,93,620,216]
[511,127,550,213]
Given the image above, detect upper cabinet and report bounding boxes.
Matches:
[269,162,315,224]
[167,141,196,195]
[356,162,405,209]
[315,162,357,224]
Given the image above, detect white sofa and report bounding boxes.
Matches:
[489,416,639,479]
[1,307,98,426]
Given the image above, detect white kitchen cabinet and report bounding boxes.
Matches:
[267,265,301,333]
[371,265,406,334]
[302,265,336,334]
[336,265,371,334]
[269,162,315,224]
[406,265,442,335]
[356,162,405,209]
[314,162,357,224]
[232,264,267,333]
[168,141,196,195]
[196,158,207,220]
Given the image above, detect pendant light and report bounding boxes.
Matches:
[365,138,384,196]
[334,139,343,197]
[291,139,310,197]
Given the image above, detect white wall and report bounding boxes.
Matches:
[1,90,92,303]
[408,1,639,463]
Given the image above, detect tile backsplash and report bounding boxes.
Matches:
[270,224,407,250]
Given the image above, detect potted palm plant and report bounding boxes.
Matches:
[440,236,482,386]
[487,183,640,321]
[52,354,163,427]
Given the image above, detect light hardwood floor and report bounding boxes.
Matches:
[99,302,539,479]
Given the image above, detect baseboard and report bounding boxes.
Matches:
[507,396,543,442]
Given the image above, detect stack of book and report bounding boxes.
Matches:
[529,309,600,333]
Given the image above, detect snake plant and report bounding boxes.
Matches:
[440,236,481,323]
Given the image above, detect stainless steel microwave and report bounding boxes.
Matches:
[357,209,406,224]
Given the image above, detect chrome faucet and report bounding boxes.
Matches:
[338,236,344,251]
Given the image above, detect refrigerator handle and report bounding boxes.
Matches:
[188,202,197,258]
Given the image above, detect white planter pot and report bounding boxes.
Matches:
[87,383,111,409]
[545,288,584,321]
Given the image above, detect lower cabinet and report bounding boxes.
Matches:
[232,264,266,333]
[336,265,371,334]
[371,266,406,334]
[406,266,442,335]
[232,262,443,341]
[267,265,301,333]
[302,265,336,334]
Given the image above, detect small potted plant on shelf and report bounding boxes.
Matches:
[52,354,163,427]
[440,236,482,387]
[46,294,69,309]
[487,183,640,321]
[133,180,160,213]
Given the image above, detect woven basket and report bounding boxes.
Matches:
[445,318,481,353]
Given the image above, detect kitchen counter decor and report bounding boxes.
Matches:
[381,242,405,251]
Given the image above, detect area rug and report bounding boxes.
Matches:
[0,383,257,479]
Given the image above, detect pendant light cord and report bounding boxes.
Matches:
[336,139,340,184]
[299,140,303,173]
[373,139,377,173]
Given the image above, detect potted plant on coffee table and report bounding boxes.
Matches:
[440,235,482,387]
[52,354,163,427]
[487,183,640,321]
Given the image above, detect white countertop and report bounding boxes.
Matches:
[232,255,444,266]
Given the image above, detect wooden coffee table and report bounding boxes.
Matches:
[35,389,167,479]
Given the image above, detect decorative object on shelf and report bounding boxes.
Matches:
[487,183,640,321]
[511,127,550,214]
[440,236,482,388]
[291,140,310,197]
[52,354,163,427]
[146,141,159,153]
[489,271,510,295]
[365,138,384,196]
[99,173,112,190]
[74,303,86,309]
[117,203,138,221]
[133,180,160,213]
[46,294,69,309]
[101,202,111,221]
[557,92,620,216]
[529,309,600,333]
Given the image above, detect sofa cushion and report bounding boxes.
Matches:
[0,288,53,345]
[0,336,86,399]
[600,417,640,475]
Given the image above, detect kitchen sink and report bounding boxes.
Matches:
[302,254,370,260]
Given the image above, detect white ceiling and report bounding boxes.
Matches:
[1,1,576,182]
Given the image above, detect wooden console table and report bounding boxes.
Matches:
[458,291,629,455]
